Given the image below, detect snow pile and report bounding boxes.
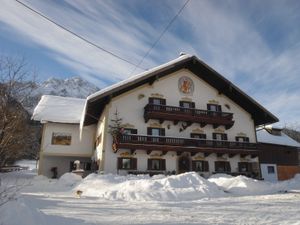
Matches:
[278,174,300,192]
[209,174,277,196]
[57,173,82,187]
[75,172,226,201]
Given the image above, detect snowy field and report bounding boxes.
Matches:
[1,161,300,225]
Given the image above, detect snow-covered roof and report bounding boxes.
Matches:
[81,54,278,126]
[87,54,191,101]
[32,95,86,124]
[257,128,300,148]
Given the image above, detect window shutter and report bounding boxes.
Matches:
[117,158,122,170]
[147,128,152,135]
[245,137,249,142]
[149,98,154,104]
[131,158,137,170]
[179,101,184,107]
[191,102,195,108]
[161,99,166,105]
[225,162,231,172]
[204,161,209,172]
[213,133,217,140]
[238,162,242,172]
[147,159,151,170]
[217,105,222,112]
[207,104,211,110]
[202,134,207,139]
[214,161,219,171]
[160,159,166,170]
[131,129,137,134]
[160,128,165,136]
[248,162,252,172]
[192,161,196,171]
[235,137,239,142]
[222,134,228,141]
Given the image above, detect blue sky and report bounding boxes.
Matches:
[0,0,299,126]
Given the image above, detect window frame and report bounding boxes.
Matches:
[147,158,166,171]
[192,160,209,172]
[235,136,250,142]
[190,133,207,139]
[117,157,137,170]
[215,161,231,173]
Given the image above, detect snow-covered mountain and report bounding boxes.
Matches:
[26,76,99,113]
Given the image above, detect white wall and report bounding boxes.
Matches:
[40,155,92,178]
[42,123,96,156]
[101,69,258,174]
[260,163,278,182]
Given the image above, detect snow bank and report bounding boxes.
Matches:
[209,173,300,196]
[209,175,277,196]
[57,173,82,187]
[75,172,226,201]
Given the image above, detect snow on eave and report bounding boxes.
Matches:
[32,95,86,124]
[87,54,192,101]
[256,128,300,148]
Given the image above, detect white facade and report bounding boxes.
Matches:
[38,123,95,177]
[34,55,279,178]
[97,69,259,176]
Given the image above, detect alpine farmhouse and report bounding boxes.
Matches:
[33,54,299,180]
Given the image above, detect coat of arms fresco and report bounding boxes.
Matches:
[178,76,194,95]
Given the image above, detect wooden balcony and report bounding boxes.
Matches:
[116,134,258,156]
[144,104,234,129]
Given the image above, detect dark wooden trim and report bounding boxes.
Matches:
[117,134,258,155]
[144,104,234,130]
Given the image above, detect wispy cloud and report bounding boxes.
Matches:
[0,0,299,125]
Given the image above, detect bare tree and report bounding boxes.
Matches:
[0,56,38,167]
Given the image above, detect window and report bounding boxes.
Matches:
[213,133,227,147]
[191,133,206,139]
[51,132,71,145]
[235,136,249,142]
[207,104,222,116]
[238,162,252,172]
[213,133,227,141]
[267,166,275,174]
[215,161,231,172]
[149,97,166,105]
[123,128,137,135]
[147,127,165,142]
[147,159,166,170]
[118,158,137,170]
[192,160,209,172]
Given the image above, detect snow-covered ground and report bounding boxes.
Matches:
[1,167,300,225]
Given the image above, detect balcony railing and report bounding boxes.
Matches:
[118,134,257,151]
[144,104,234,129]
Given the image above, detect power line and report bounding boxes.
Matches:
[15,0,146,70]
[130,0,190,75]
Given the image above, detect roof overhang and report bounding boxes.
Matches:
[82,55,278,126]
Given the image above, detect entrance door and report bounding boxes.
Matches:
[178,155,191,173]
[260,164,278,182]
